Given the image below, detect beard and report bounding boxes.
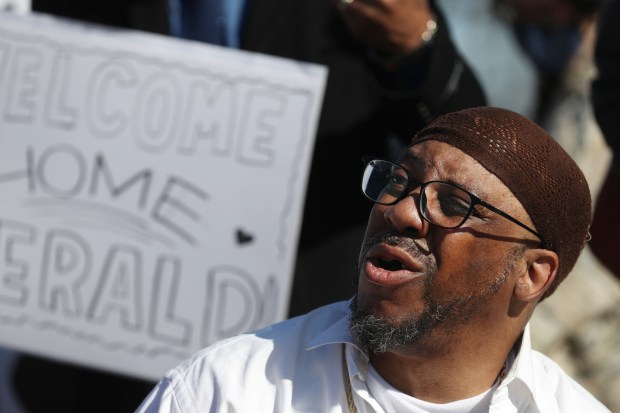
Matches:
[348,295,443,354]
[349,233,524,354]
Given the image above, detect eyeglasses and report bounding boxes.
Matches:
[361,158,544,244]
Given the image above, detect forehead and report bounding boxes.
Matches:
[404,141,513,203]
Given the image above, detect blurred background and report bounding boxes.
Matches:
[0,0,618,411]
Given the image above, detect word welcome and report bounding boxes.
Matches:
[0,34,294,166]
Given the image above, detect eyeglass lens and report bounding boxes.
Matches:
[362,160,474,229]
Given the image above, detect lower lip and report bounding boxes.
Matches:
[363,260,422,287]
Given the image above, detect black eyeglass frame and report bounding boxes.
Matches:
[361,158,544,245]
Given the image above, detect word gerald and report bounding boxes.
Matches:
[1,41,308,166]
[0,220,280,348]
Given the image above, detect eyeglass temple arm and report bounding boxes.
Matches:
[478,201,544,243]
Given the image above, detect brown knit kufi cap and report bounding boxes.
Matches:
[410,107,592,298]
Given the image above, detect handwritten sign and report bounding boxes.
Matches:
[0,12,327,380]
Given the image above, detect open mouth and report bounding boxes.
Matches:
[374,258,406,271]
[362,243,425,287]
[364,255,419,287]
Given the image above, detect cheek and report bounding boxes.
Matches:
[358,206,384,263]
[363,204,387,235]
[431,233,501,293]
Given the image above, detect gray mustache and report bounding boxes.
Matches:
[361,233,432,264]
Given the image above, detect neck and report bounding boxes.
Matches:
[368,326,519,403]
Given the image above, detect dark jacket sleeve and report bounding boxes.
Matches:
[364,5,487,142]
[418,9,487,115]
[368,6,486,123]
[242,0,486,143]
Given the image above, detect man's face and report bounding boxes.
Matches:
[352,141,536,354]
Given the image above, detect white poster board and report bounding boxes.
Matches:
[0,12,327,380]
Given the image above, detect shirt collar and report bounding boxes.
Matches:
[493,323,551,410]
[305,299,367,356]
[500,324,536,387]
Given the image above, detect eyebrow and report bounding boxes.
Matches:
[400,151,483,196]
[400,152,425,169]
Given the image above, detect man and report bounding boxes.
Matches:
[135,107,610,412]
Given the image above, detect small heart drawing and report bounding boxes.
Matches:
[236,229,254,245]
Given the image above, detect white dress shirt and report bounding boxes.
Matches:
[135,300,611,413]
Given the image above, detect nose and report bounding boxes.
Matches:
[383,192,429,238]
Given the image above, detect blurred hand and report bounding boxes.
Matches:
[332,0,434,55]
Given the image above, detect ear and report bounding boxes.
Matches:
[513,249,559,302]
